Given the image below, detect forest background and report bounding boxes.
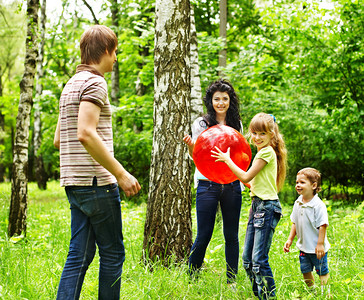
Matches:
[0,0,363,298]
[1,0,363,200]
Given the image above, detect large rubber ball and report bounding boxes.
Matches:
[193,125,252,184]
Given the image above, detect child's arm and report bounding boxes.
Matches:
[211,146,267,183]
[315,224,327,259]
[284,223,296,253]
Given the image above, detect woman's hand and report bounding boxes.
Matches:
[211,146,231,163]
[183,134,193,146]
[183,135,195,157]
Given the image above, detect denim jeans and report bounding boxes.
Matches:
[242,197,282,299]
[57,181,125,300]
[188,180,242,283]
[299,251,329,275]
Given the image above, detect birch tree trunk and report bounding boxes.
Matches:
[190,5,203,123]
[8,0,39,237]
[143,0,193,263]
[218,0,227,77]
[33,0,47,190]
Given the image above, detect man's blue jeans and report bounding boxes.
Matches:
[188,180,242,283]
[242,197,282,299]
[57,182,125,300]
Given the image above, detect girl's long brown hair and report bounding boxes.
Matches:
[248,113,287,191]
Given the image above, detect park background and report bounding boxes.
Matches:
[0,0,363,298]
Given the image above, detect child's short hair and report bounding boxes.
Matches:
[297,167,322,194]
[80,25,118,65]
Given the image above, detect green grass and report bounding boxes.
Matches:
[0,182,363,299]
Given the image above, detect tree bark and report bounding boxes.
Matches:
[110,0,120,105]
[218,0,227,77]
[143,0,192,264]
[190,5,203,123]
[8,0,39,237]
[33,0,47,190]
[0,66,5,182]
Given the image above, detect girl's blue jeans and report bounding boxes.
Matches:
[56,182,125,300]
[242,197,282,300]
[188,180,242,283]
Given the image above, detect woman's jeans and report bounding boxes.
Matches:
[242,197,282,299]
[57,182,125,300]
[188,180,242,283]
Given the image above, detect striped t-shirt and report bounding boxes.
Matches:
[59,64,116,186]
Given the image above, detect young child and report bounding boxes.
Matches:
[212,112,287,300]
[284,168,330,295]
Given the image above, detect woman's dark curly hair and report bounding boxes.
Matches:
[201,79,241,132]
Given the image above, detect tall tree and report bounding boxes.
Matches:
[0,65,4,182]
[143,0,192,263]
[33,0,47,190]
[110,0,120,105]
[8,0,39,237]
[218,0,227,76]
[0,3,26,182]
[190,4,203,122]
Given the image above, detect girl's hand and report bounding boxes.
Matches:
[283,240,292,253]
[183,135,193,147]
[211,146,231,163]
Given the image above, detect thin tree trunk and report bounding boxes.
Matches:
[143,0,192,264]
[0,66,5,182]
[110,0,120,105]
[8,0,39,237]
[218,0,227,77]
[134,40,149,133]
[190,5,203,123]
[34,0,47,190]
[134,8,153,133]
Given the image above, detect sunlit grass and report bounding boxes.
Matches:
[0,182,363,299]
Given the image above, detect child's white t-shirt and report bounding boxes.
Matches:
[290,194,330,253]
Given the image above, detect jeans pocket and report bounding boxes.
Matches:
[271,212,281,229]
[253,212,265,228]
[73,189,100,216]
[196,184,211,196]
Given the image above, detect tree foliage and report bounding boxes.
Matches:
[0,0,362,199]
[224,0,364,196]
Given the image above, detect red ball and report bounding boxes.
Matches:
[193,125,252,184]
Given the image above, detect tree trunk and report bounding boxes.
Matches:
[8,0,39,237]
[218,0,227,77]
[34,0,47,190]
[110,0,120,105]
[134,7,153,134]
[0,66,5,182]
[143,0,192,264]
[190,5,203,123]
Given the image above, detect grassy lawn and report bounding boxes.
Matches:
[0,181,363,299]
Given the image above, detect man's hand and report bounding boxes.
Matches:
[118,172,141,197]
